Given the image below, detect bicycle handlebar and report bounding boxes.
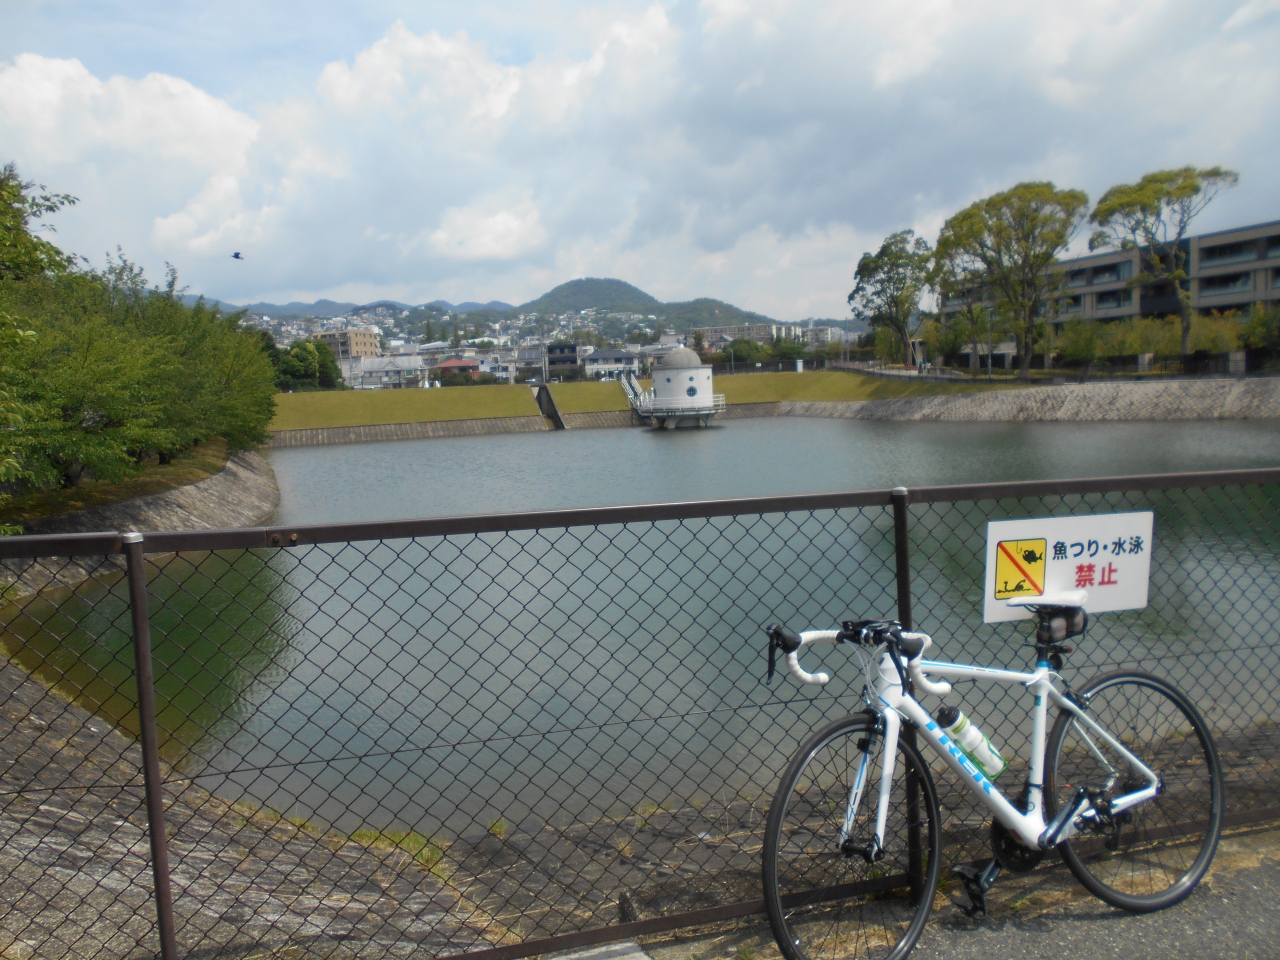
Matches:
[787,629,841,685]
[905,636,952,696]
[767,622,952,695]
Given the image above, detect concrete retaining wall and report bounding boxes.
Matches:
[260,379,1280,449]
[718,402,781,420]
[4,451,280,599]
[560,410,635,429]
[268,416,553,448]
[780,378,1280,423]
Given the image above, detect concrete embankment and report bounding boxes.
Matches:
[260,378,1280,447]
[776,377,1280,422]
[268,415,552,448]
[561,410,634,429]
[0,634,504,960]
[2,451,279,599]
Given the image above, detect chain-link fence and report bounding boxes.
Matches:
[2,470,1279,960]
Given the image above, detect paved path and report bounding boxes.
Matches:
[642,823,1280,960]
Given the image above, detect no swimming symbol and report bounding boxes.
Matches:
[994,539,1046,600]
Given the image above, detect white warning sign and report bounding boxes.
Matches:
[984,512,1154,623]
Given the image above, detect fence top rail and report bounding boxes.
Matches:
[0,530,123,560]
[1,467,1278,559]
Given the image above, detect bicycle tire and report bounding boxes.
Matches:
[763,714,941,960]
[1044,670,1223,912]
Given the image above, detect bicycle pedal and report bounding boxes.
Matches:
[951,865,987,918]
[953,860,1002,919]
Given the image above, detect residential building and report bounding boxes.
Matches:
[1191,220,1280,314]
[802,326,842,345]
[584,349,640,378]
[692,323,803,345]
[318,328,381,360]
[940,218,1280,331]
[547,343,594,373]
[356,356,425,388]
[418,341,474,360]
[431,356,481,380]
[515,347,545,370]
[481,357,518,383]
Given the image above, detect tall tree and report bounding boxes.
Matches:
[848,230,932,367]
[0,163,76,281]
[935,182,1088,378]
[0,312,37,533]
[1088,166,1238,357]
[931,241,989,377]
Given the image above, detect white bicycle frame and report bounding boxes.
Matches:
[787,629,1162,852]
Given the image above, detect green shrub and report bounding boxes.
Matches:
[0,164,278,498]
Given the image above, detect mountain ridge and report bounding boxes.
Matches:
[184,278,781,329]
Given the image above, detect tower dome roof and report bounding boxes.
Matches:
[657,346,703,368]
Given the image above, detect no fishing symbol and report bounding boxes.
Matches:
[993,539,1046,600]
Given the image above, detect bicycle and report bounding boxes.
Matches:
[761,593,1224,960]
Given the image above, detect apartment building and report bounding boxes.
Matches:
[940,218,1280,329]
[583,349,640,377]
[1191,220,1280,314]
[318,328,381,360]
[692,323,802,345]
[547,342,594,372]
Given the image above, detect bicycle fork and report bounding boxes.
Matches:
[839,710,900,863]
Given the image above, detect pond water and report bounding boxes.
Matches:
[267,417,1280,524]
[5,417,1280,844]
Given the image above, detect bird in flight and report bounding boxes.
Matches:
[232,252,245,260]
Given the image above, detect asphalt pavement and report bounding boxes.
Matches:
[638,822,1280,960]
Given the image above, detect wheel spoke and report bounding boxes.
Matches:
[1046,672,1222,911]
[764,716,941,960]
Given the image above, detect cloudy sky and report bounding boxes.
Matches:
[3,0,1279,318]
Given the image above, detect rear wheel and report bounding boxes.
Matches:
[1045,670,1223,912]
[762,714,941,960]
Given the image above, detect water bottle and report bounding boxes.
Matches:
[935,705,1006,780]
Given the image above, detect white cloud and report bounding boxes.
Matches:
[0,53,257,170]
[1223,0,1280,29]
[2,1,1279,318]
[428,197,548,260]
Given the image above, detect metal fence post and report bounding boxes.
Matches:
[890,487,925,898]
[123,532,179,960]
[890,487,913,632]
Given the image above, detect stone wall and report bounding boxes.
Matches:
[779,378,1280,423]
[268,416,552,447]
[4,452,280,600]
[718,401,781,420]
[560,410,634,429]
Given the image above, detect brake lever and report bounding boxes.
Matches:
[765,624,803,684]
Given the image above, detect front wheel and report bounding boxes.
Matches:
[1045,670,1223,912]
[762,714,941,960]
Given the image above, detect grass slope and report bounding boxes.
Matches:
[271,386,541,431]
[716,370,1014,405]
[1,439,231,528]
[548,381,630,414]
